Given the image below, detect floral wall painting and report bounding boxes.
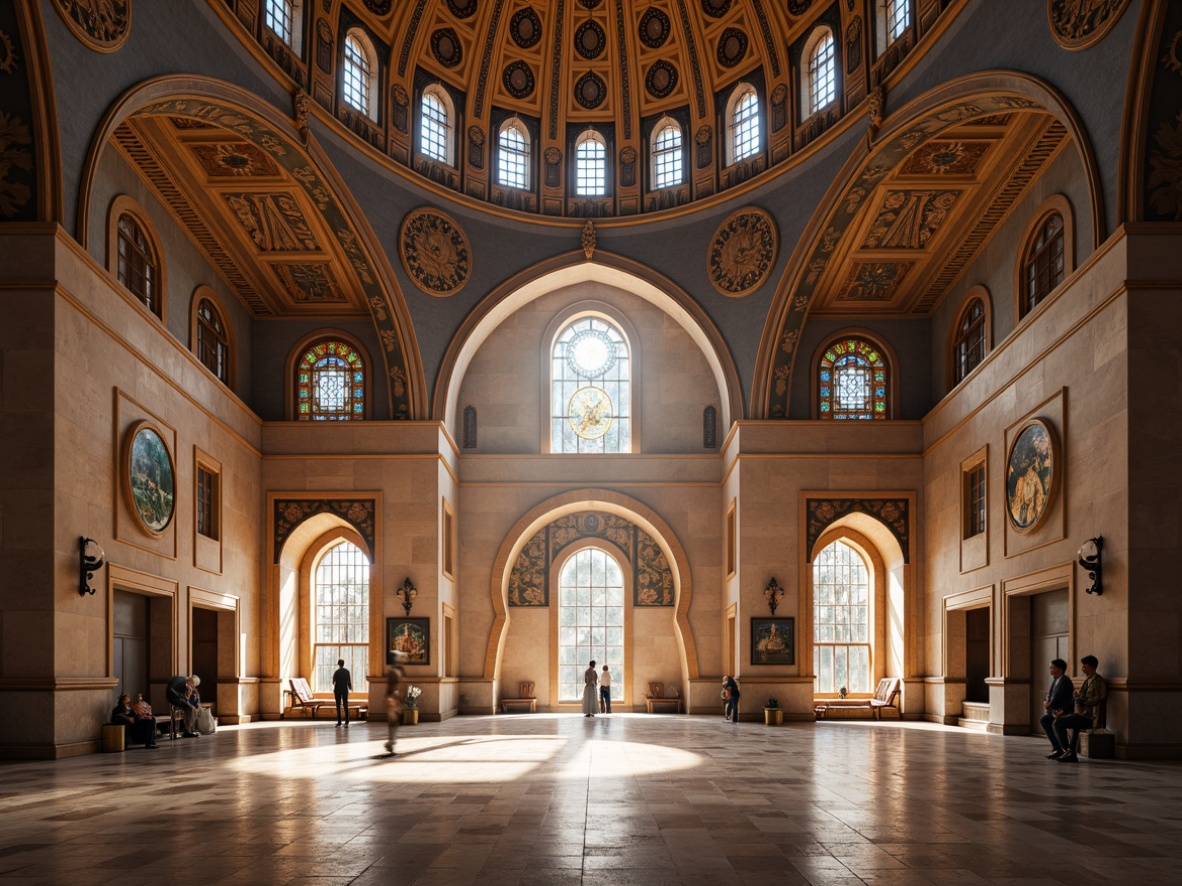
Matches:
[122,421,175,535]
[751,617,795,665]
[387,617,430,665]
[1006,418,1058,533]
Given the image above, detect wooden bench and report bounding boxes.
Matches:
[645,682,683,714]
[815,678,901,720]
[501,681,537,713]
[284,678,367,720]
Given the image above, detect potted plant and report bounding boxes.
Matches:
[838,686,848,700]
[401,685,421,725]
[763,696,783,726]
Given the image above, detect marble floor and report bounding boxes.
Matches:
[1,715,1180,886]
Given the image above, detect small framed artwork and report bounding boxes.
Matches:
[122,420,176,536]
[387,617,430,665]
[1005,418,1059,533]
[751,617,795,665]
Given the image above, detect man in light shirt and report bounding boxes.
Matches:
[600,664,613,714]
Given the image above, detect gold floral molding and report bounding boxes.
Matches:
[707,206,778,298]
[398,207,472,296]
[1047,0,1130,51]
[53,0,131,53]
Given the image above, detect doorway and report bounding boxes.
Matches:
[1029,588,1069,734]
[113,590,150,702]
[964,607,990,703]
[192,607,219,708]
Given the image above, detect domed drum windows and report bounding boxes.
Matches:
[728,85,761,164]
[552,318,630,454]
[807,30,836,114]
[498,120,530,189]
[575,131,607,196]
[886,0,911,43]
[264,0,298,47]
[342,31,377,119]
[651,119,683,189]
[420,86,455,165]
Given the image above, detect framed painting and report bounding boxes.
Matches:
[122,421,176,535]
[751,617,795,665]
[387,617,430,665]
[1005,418,1059,533]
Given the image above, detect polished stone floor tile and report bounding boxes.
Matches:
[2,715,1181,885]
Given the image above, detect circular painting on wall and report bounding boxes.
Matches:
[1005,418,1058,533]
[123,421,175,535]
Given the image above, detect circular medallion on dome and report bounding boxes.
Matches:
[431,28,462,67]
[568,387,614,440]
[574,72,607,109]
[446,0,478,20]
[578,0,603,10]
[638,8,671,49]
[363,0,392,14]
[717,28,747,67]
[645,61,679,99]
[399,208,471,297]
[509,7,543,48]
[700,0,732,18]
[503,60,536,99]
[787,0,816,16]
[575,20,607,59]
[565,328,618,378]
[707,207,779,298]
[53,0,132,53]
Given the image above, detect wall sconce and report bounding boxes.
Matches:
[397,577,418,615]
[764,577,784,615]
[1077,536,1103,596]
[79,536,105,597]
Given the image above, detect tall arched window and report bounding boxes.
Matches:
[551,316,631,453]
[420,85,455,165]
[497,118,530,188]
[296,339,366,420]
[196,296,231,385]
[952,296,987,385]
[342,30,376,119]
[885,0,910,43]
[727,84,761,164]
[813,540,871,695]
[557,548,624,704]
[265,0,302,48]
[1021,213,1065,317]
[117,214,161,317]
[807,30,836,115]
[575,131,607,196]
[651,118,683,189]
[818,337,890,419]
[312,540,369,694]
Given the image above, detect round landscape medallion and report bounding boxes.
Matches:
[503,60,536,98]
[639,8,671,48]
[645,61,678,99]
[707,207,779,297]
[431,28,462,67]
[574,72,607,109]
[510,7,543,48]
[122,421,175,535]
[1005,418,1059,533]
[53,0,132,53]
[399,208,471,296]
[575,20,607,59]
[717,27,748,67]
[568,387,614,440]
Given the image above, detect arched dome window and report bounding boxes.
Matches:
[342,30,377,119]
[818,336,890,420]
[806,28,836,115]
[264,0,302,49]
[951,295,988,385]
[726,84,761,165]
[575,130,608,197]
[650,117,683,189]
[420,84,456,166]
[497,118,530,189]
[885,0,911,43]
[1021,213,1065,318]
[551,316,630,453]
[116,213,162,317]
[194,294,232,386]
[295,338,367,420]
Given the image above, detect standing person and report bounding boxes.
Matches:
[582,660,598,717]
[722,675,740,722]
[384,651,406,756]
[1039,658,1076,759]
[1053,655,1108,763]
[599,664,613,714]
[332,658,353,728]
[166,674,201,738]
[111,693,158,748]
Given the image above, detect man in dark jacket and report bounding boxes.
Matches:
[332,659,353,727]
[1040,658,1076,759]
[166,674,201,738]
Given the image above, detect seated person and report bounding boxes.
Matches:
[166,674,202,737]
[111,692,158,748]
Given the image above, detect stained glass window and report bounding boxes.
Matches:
[498,120,529,188]
[731,87,761,163]
[557,548,624,703]
[312,541,369,694]
[551,317,630,453]
[813,540,871,695]
[652,120,683,189]
[343,32,373,117]
[196,298,230,385]
[117,214,159,316]
[808,31,836,114]
[296,340,365,420]
[819,337,889,420]
[952,297,986,384]
[1022,213,1064,317]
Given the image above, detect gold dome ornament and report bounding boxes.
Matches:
[568,387,613,440]
[399,208,471,296]
[707,207,778,297]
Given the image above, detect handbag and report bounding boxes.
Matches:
[196,707,217,734]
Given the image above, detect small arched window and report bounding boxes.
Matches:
[728,84,761,165]
[342,30,377,119]
[575,130,607,196]
[551,315,630,453]
[1021,213,1065,318]
[195,296,231,385]
[807,29,836,115]
[952,296,987,385]
[420,85,455,165]
[818,336,890,420]
[117,214,161,317]
[296,339,366,420]
[264,0,302,49]
[497,118,530,189]
[651,118,683,189]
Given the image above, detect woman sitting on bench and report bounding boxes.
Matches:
[111,693,158,749]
